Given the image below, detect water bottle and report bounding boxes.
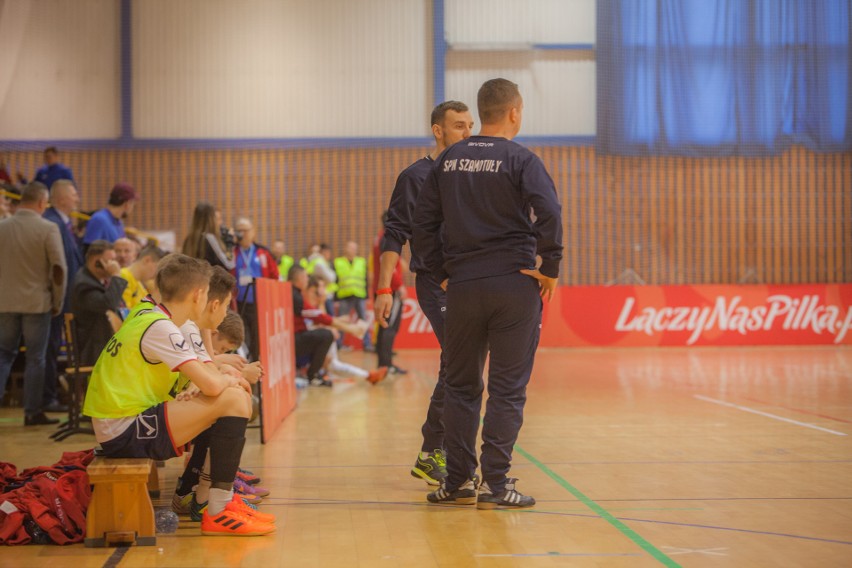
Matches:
[154,508,179,534]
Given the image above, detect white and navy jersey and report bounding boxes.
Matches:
[412,136,563,283]
[179,320,213,364]
[381,156,434,274]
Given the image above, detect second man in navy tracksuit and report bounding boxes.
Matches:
[413,78,563,509]
[375,101,475,486]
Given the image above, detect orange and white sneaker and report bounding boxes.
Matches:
[367,366,388,385]
[200,508,276,536]
[225,494,276,524]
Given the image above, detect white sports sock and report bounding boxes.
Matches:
[207,487,233,515]
[329,357,369,379]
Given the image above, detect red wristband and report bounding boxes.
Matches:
[376,288,393,296]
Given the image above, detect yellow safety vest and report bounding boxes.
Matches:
[334,256,367,299]
[277,255,294,281]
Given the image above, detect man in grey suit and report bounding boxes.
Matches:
[0,182,67,425]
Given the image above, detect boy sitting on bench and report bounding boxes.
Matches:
[83,254,276,536]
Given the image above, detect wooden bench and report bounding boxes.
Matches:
[85,457,160,547]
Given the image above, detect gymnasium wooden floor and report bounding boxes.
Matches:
[2,346,851,567]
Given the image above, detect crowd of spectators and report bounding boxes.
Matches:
[0,147,406,426]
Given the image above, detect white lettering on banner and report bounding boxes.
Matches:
[614,295,852,345]
[402,299,434,334]
[265,306,292,388]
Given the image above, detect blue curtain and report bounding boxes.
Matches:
[597,0,852,156]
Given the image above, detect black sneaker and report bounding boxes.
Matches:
[427,478,477,505]
[309,376,333,387]
[411,449,447,486]
[24,413,60,426]
[477,478,535,509]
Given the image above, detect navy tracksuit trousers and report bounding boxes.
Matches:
[442,272,542,494]
[415,272,447,452]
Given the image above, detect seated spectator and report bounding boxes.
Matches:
[34,146,75,192]
[82,254,274,536]
[182,201,235,270]
[213,311,245,354]
[70,240,127,366]
[121,245,166,309]
[304,276,387,385]
[113,237,139,268]
[232,217,278,362]
[287,266,337,388]
[82,183,137,249]
[301,243,337,314]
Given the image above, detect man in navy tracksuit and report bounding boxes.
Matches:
[374,101,475,486]
[413,78,563,509]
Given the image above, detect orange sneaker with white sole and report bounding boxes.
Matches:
[200,508,276,536]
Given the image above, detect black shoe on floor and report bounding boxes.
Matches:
[309,376,333,387]
[44,401,69,413]
[477,478,535,509]
[389,365,408,375]
[427,478,478,505]
[24,413,60,426]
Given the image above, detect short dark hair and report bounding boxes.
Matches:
[306,275,324,290]
[156,254,213,303]
[217,311,245,346]
[477,78,521,124]
[138,245,167,262]
[287,264,306,282]
[85,239,113,261]
[431,101,469,126]
[20,182,48,205]
[208,265,236,304]
[44,146,58,156]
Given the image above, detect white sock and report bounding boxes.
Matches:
[329,358,368,379]
[207,487,234,515]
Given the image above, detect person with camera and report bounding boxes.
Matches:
[182,201,236,271]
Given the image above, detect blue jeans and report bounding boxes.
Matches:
[0,312,52,415]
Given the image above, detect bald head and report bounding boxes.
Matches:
[49,180,79,216]
[234,217,256,248]
[114,237,138,267]
[344,241,358,259]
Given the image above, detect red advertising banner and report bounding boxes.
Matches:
[395,284,852,348]
[255,278,297,443]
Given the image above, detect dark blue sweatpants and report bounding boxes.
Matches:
[415,272,447,452]
[442,272,542,494]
